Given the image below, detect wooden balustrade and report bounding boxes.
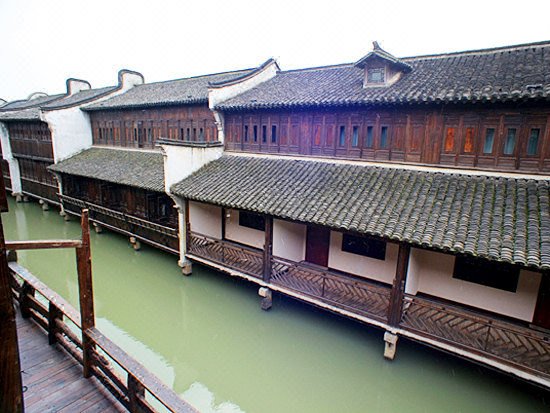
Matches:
[188,232,264,278]
[271,256,392,321]
[60,194,179,254]
[400,294,550,377]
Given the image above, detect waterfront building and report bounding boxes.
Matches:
[50,60,279,253]
[0,71,144,207]
[168,41,550,386]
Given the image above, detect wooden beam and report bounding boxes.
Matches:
[388,243,410,326]
[76,209,95,378]
[6,240,82,250]
[0,168,24,412]
[263,216,273,283]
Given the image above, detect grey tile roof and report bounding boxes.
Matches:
[0,94,65,111]
[0,108,42,121]
[217,40,550,110]
[49,147,165,192]
[42,86,117,110]
[172,155,550,270]
[83,69,254,111]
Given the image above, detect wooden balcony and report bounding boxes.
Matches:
[187,231,550,385]
[400,294,550,378]
[21,178,59,204]
[60,194,179,254]
[189,232,264,278]
[271,256,391,322]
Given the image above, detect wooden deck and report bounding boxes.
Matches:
[17,311,125,413]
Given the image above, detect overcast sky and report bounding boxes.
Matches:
[1,0,549,101]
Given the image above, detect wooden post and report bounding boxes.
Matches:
[221,207,226,240]
[388,243,410,326]
[48,302,62,345]
[76,209,95,378]
[19,282,35,319]
[184,199,190,251]
[128,374,145,412]
[263,216,273,283]
[0,162,24,413]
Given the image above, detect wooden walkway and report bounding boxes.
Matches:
[17,312,125,413]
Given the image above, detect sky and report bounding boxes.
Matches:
[1,0,549,101]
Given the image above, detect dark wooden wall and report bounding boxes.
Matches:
[7,121,53,160]
[18,159,56,186]
[224,105,550,173]
[90,105,218,149]
[62,175,177,226]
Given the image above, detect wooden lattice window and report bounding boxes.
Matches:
[380,126,389,149]
[527,128,540,156]
[503,128,517,155]
[365,126,374,148]
[463,127,475,153]
[271,125,277,143]
[367,68,385,83]
[352,126,359,147]
[483,128,495,154]
[444,127,455,152]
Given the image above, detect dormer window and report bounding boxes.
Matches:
[368,68,385,83]
[355,41,412,88]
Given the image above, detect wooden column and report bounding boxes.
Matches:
[388,243,410,327]
[221,207,226,240]
[76,209,95,378]
[263,216,273,283]
[0,164,24,413]
[184,199,190,251]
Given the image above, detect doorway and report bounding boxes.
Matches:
[305,226,330,267]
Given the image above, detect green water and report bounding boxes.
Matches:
[4,198,549,412]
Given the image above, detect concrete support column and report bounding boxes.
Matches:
[383,332,398,360]
[259,287,272,311]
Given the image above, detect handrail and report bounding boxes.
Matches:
[6,240,82,250]
[61,194,178,236]
[9,260,198,413]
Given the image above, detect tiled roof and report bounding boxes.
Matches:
[217,41,550,110]
[0,108,42,121]
[172,155,550,270]
[0,94,65,111]
[49,147,165,192]
[42,87,117,110]
[83,69,254,111]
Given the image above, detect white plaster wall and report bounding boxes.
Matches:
[273,219,306,262]
[0,121,22,193]
[225,209,264,249]
[405,248,542,322]
[67,79,91,95]
[328,231,398,284]
[208,60,279,143]
[189,201,221,239]
[119,71,145,91]
[208,60,279,109]
[161,144,224,193]
[44,107,93,162]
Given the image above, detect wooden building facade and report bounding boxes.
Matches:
[169,41,550,387]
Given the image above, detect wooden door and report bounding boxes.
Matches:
[305,226,330,267]
[533,274,550,330]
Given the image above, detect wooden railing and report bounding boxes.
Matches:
[400,294,550,377]
[7,210,197,412]
[271,256,391,321]
[189,232,264,278]
[21,178,59,203]
[60,194,179,254]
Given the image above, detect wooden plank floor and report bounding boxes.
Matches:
[16,312,126,413]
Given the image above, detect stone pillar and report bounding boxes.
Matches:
[383,332,398,360]
[259,287,272,311]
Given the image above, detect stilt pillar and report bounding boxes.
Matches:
[39,199,49,211]
[64,213,71,221]
[384,332,398,360]
[259,287,272,311]
[15,194,22,203]
[180,259,193,276]
[22,195,29,202]
[93,223,102,233]
[129,236,141,251]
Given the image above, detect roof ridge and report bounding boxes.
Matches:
[280,62,354,74]
[138,67,255,87]
[401,39,550,61]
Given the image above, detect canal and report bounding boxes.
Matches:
[4,198,549,412]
